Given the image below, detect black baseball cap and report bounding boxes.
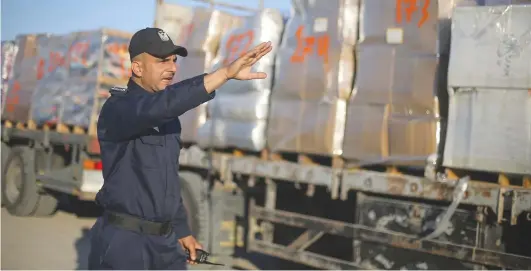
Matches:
[128,27,188,59]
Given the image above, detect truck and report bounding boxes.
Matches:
[2,0,531,270]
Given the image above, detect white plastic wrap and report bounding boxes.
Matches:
[1,41,17,114]
[175,8,242,143]
[447,5,531,88]
[443,88,531,175]
[154,2,194,45]
[342,0,439,165]
[266,0,358,156]
[2,34,40,122]
[29,29,132,128]
[197,8,284,151]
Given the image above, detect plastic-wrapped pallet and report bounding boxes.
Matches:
[175,8,242,143]
[29,29,132,129]
[197,8,284,151]
[154,2,194,45]
[1,41,17,113]
[2,34,41,123]
[30,33,78,125]
[447,5,531,89]
[266,0,358,156]
[342,0,439,166]
[443,5,531,175]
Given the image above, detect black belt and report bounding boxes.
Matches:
[104,211,172,236]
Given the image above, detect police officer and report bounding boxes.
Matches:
[87,27,272,270]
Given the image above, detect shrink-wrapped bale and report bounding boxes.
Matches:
[352,43,438,111]
[267,0,358,156]
[30,33,78,124]
[28,29,132,128]
[359,0,437,54]
[447,5,531,89]
[1,41,17,112]
[443,5,531,175]
[2,35,41,122]
[197,8,284,151]
[343,103,438,166]
[154,2,195,45]
[267,98,348,155]
[342,0,439,166]
[174,8,242,143]
[443,88,531,175]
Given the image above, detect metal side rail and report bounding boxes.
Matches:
[341,169,531,225]
[226,156,341,196]
[225,156,531,224]
[248,202,531,270]
[1,126,89,146]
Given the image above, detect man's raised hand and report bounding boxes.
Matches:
[224,41,273,80]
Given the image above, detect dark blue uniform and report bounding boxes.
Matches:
[88,74,215,270]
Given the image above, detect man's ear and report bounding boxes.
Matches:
[131,58,143,77]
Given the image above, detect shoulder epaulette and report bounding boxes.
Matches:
[109,86,128,95]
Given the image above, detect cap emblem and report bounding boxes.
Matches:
[158,30,170,41]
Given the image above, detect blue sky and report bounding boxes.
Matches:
[1,0,291,41]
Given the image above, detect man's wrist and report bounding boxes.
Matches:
[203,67,230,93]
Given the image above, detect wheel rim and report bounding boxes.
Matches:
[5,156,23,203]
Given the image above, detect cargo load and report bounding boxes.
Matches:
[173,7,243,143]
[266,0,358,156]
[1,41,17,113]
[2,34,42,123]
[1,29,131,134]
[342,0,439,166]
[443,5,531,175]
[154,2,195,45]
[30,29,132,130]
[197,8,284,151]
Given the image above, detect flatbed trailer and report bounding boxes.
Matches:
[176,144,531,270]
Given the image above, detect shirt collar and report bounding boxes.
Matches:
[127,78,155,95]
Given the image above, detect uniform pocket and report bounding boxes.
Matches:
[132,134,165,169]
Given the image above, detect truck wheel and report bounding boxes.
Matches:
[1,146,39,216]
[31,150,65,217]
[1,142,10,207]
[180,171,210,249]
[32,193,59,217]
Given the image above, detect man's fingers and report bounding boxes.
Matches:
[249,45,272,66]
[189,247,197,261]
[244,41,270,59]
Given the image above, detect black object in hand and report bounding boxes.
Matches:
[185,248,224,266]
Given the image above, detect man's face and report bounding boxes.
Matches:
[131,53,177,92]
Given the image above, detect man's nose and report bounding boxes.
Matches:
[169,62,177,73]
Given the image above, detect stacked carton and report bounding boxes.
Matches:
[443,5,531,175]
[342,0,439,166]
[266,0,358,156]
[2,34,42,122]
[1,41,17,113]
[197,8,284,151]
[173,7,243,143]
[29,29,132,129]
[1,29,132,132]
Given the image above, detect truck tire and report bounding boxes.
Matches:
[1,142,10,207]
[32,193,59,217]
[31,150,65,217]
[180,171,210,249]
[1,146,39,216]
